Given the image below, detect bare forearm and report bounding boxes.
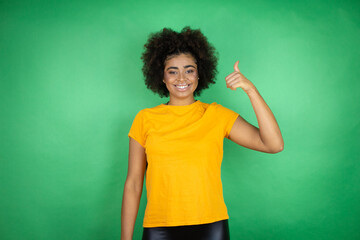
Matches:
[246,86,284,152]
[121,183,143,240]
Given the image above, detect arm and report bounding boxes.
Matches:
[228,87,284,153]
[225,61,284,153]
[121,137,147,240]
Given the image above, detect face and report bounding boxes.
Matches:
[163,53,199,101]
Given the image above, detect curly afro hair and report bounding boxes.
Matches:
[141,26,219,98]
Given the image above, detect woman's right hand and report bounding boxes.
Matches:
[121,137,147,240]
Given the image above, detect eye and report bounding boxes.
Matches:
[169,71,177,74]
[186,69,194,73]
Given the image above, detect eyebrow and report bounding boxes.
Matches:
[166,65,196,71]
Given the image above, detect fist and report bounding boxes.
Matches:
[225,61,254,93]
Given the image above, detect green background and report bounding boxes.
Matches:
[1,0,359,239]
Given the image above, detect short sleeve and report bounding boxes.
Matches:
[128,110,146,148]
[216,104,239,139]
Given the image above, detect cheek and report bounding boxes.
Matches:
[164,75,175,84]
[163,73,169,80]
[190,82,198,92]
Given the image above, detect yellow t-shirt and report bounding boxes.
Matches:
[128,100,239,227]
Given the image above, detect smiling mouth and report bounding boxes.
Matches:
[174,84,191,90]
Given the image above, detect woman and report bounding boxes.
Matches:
[121,26,284,240]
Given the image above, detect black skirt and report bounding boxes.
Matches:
[142,219,230,240]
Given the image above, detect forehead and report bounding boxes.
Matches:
[164,53,197,66]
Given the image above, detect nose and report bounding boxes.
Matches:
[179,71,186,80]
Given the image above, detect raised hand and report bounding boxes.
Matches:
[225,61,255,93]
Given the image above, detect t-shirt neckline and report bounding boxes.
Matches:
[160,100,200,107]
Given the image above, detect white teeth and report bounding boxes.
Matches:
[175,84,190,89]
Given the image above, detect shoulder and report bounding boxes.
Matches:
[206,102,231,111]
[209,102,239,118]
[133,104,167,119]
[197,101,211,110]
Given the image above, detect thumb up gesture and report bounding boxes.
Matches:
[225,61,255,93]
